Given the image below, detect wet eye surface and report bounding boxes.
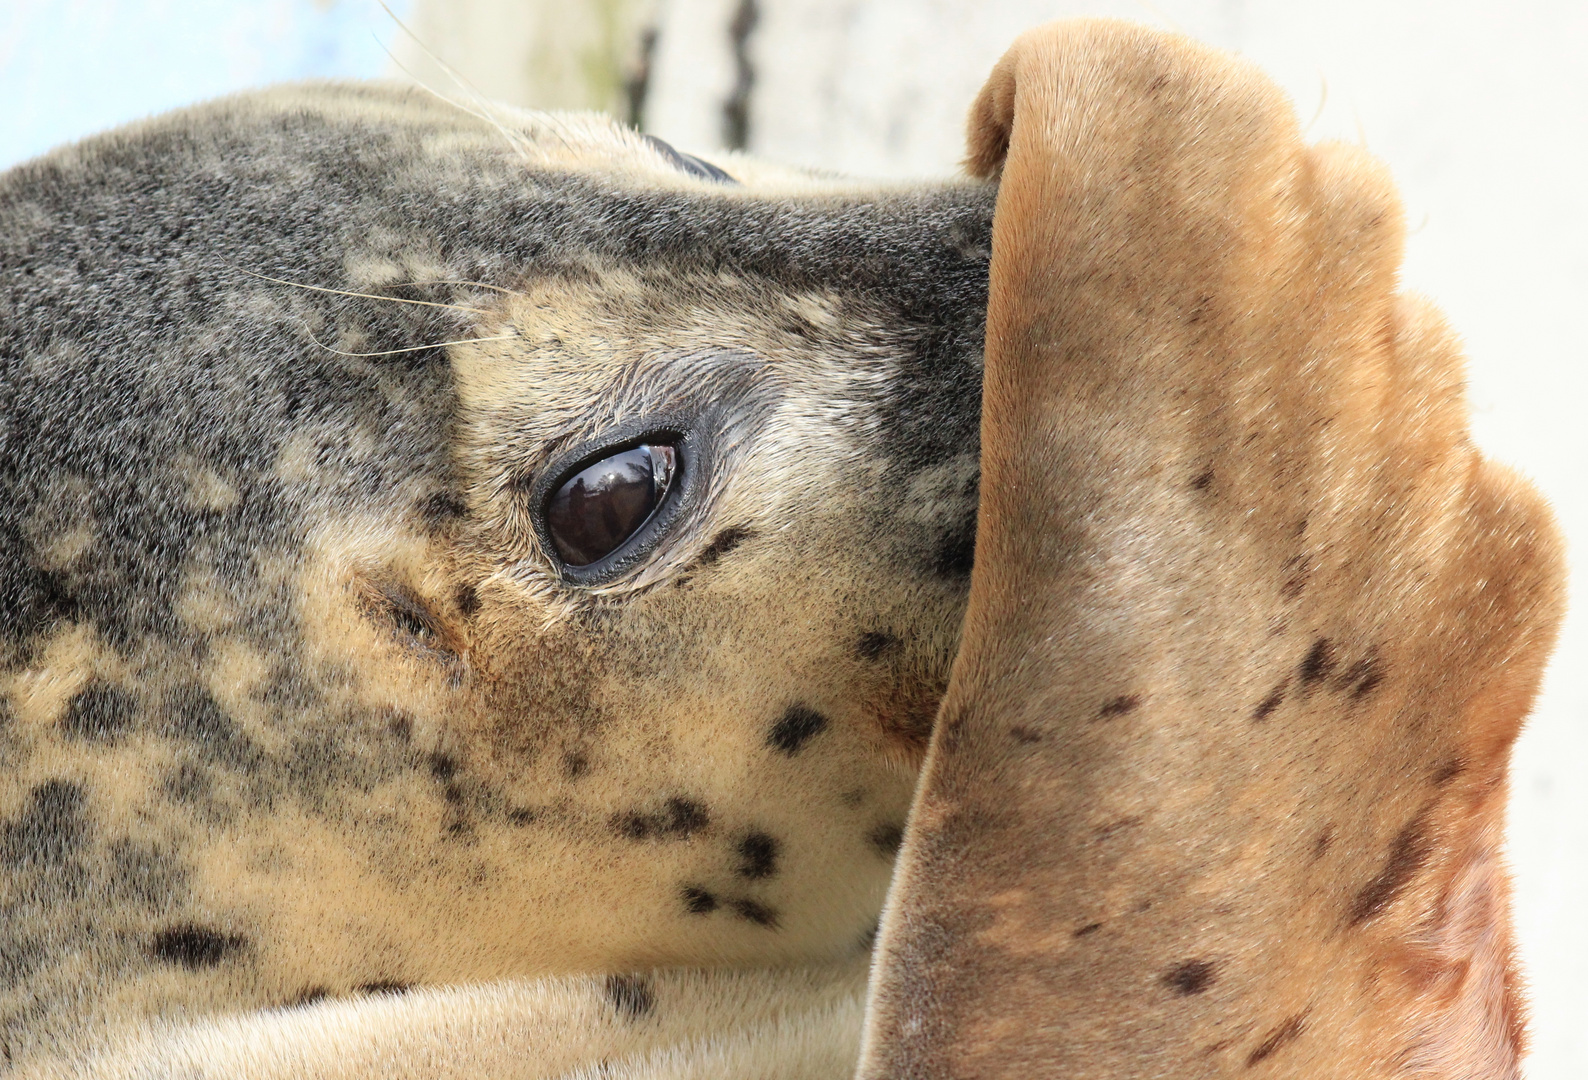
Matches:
[545,444,677,566]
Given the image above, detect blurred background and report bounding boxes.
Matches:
[3,0,1584,1074]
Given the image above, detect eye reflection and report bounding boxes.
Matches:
[545,443,677,567]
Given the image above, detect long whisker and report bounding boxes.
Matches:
[237,268,494,315]
[388,279,530,299]
[306,331,519,358]
[377,1,552,157]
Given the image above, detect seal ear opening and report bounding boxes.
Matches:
[964,49,1018,178]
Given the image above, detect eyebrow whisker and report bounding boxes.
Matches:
[238,268,495,315]
[305,331,519,358]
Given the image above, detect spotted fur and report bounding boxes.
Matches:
[0,83,990,1073]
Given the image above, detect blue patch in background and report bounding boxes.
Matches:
[0,0,413,167]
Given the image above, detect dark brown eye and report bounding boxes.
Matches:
[545,444,677,566]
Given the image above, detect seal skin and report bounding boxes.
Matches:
[859,20,1565,1080]
[0,83,992,1072]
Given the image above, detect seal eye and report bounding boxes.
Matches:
[545,444,677,566]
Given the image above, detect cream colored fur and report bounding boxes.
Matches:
[0,21,1563,1080]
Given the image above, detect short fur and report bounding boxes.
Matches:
[859,21,1564,1080]
[0,84,990,1073]
[0,23,1564,1080]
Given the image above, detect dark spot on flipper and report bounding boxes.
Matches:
[736,832,779,879]
[604,974,656,1020]
[1281,555,1311,600]
[696,526,752,567]
[1338,655,1385,699]
[1073,922,1102,938]
[1431,759,1466,787]
[1311,825,1334,862]
[768,705,828,755]
[415,491,468,530]
[730,899,778,928]
[1246,1011,1308,1066]
[61,682,138,742]
[1299,638,1336,687]
[855,631,899,661]
[869,822,904,857]
[1349,810,1433,925]
[151,925,247,969]
[0,780,87,869]
[454,583,480,617]
[1191,468,1214,490]
[1163,959,1218,996]
[681,885,718,914]
[1252,679,1287,721]
[356,981,411,996]
[615,797,710,841]
[932,524,976,578]
[1098,695,1139,718]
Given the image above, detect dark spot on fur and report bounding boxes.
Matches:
[870,822,904,857]
[563,751,590,779]
[730,898,778,928]
[615,797,710,841]
[0,780,87,868]
[1311,825,1334,861]
[162,762,211,804]
[151,925,247,969]
[357,981,411,996]
[933,525,976,578]
[1164,959,1217,995]
[736,832,779,879]
[1191,468,1214,490]
[286,987,330,1008]
[1009,725,1042,744]
[1349,810,1434,925]
[681,885,718,914]
[857,921,880,953]
[416,491,468,529]
[374,585,448,650]
[426,752,456,781]
[1073,922,1102,938]
[1095,816,1142,842]
[1339,656,1385,699]
[61,682,137,741]
[110,839,188,908]
[1281,555,1311,599]
[855,631,899,661]
[1299,638,1336,686]
[1099,695,1139,718]
[506,806,538,826]
[454,583,480,617]
[1431,759,1466,787]
[604,974,655,1020]
[1253,679,1287,721]
[697,526,752,567]
[165,685,260,769]
[1247,1011,1308,1065]
[442,783,465,805]
[768,705,828,755]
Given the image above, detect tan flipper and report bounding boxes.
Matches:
[858,20,1565,1079]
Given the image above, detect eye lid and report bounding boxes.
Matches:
[526,412,704,588]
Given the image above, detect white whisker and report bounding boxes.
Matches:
[237,268,494,315]
[306,331,519,358]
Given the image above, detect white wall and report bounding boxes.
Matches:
[5,2,1584,1074]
